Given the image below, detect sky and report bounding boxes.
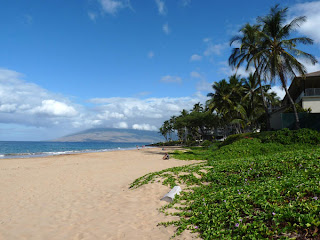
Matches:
[0,0,320,141]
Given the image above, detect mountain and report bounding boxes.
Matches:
[53,128,164,143]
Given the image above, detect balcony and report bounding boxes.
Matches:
[295,88,320,103]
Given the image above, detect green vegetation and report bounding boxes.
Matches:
[150,4,320,238]
[159,4,318,146]
[159,74,281,145]
[230,4,317,130]
[131,129,320,239]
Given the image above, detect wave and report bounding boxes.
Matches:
[0,145,151,159]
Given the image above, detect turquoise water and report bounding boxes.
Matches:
[0,141,151,159]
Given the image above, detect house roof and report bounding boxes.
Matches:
[300,71,320,78]
[283,70,320,104]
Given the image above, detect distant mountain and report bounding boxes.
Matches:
[53,128,164,143]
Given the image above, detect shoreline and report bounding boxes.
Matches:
[0,147,199,240]
[0,143,154,160]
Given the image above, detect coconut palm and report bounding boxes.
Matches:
[207,75,247,133]
[192,102,204,113]
[242,73,265,128]
[256,5,317,129]
[229,23,272,130]
[207,79,233,118]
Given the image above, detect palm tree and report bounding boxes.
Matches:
[229,23,272,130]
[192,102,204,113]
[242,73,265,129]
[207,75,247,133]
[256,5,317,129]
[159,125,168,142]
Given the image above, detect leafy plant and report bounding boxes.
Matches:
[131,129,320,239]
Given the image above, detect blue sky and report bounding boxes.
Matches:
[1,0,320,141]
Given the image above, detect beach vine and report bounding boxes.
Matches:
[130,129,320,239]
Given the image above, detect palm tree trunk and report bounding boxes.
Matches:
[255,60,271,131]
[279,71,300,129]
[258,80,271,130]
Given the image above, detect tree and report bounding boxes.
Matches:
[242,73,265,129]
[207,75,248,134]
[256,5,317,129]
[229,23,272,130]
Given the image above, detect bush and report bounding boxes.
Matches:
[201,140,213,148]
[185,140,198,146]
[221,129,320,147]
[150,140,181,146]
[220,133,251,147]
[261,128,320,145]
[284,103,311,113]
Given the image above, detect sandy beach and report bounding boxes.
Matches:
[0,147,200,240]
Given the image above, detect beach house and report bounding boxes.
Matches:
[270,71,320,130]
[283,71,320,112]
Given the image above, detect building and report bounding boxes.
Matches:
[283,71,320,113]
[270,71,320,130]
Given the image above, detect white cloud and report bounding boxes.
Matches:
[219,61,254,77]
[0,68,208,140]
[148,51,154,59]
[190,54,202,62]
[190,71,212,92]
[0,104,16,113]
[88,96,205,125]
[202,38,229,57]
[197,80,212,92]
[290,1,320,43]
[99,0,125,15]
[234,66,255,77]
[132,123,158,131]
[97,110,126,120]
[113,121,128,129]
[155,0,167,15]
[163,23,170,35]
[0,68,82,135]
[160,75,182,83]
[298,57,320,74]
[32,100,78,117]
[204,42,228,56]
[271,86,285,100]
[190,71,202,79]
[88,12,98,21]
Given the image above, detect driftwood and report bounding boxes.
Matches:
[161,186,181,202]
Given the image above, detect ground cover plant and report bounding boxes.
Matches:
[131,129,320,239]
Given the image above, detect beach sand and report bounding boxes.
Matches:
[0,147,200,240]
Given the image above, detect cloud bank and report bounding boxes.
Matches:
[0,68,206,140]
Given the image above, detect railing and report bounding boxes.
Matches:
[295,88,320,103]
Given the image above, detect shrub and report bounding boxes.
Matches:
[185,140,198,147]
[220,132,251,147]
[201,140,213,148]
[284,103,312,113]
[262,128,320,145]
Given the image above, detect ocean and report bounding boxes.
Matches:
[0,141,152,159]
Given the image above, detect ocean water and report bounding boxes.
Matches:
[0,141,151,159]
